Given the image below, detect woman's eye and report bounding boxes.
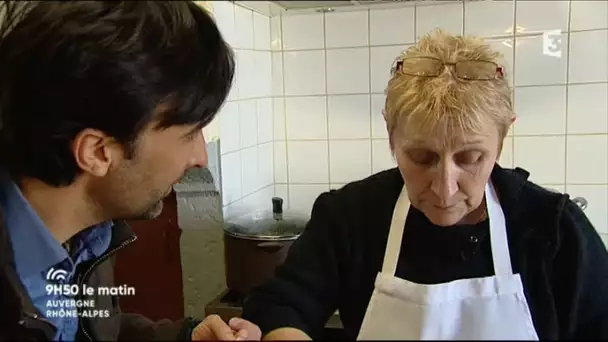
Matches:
[407,149,437,165]
[455,151,483,165]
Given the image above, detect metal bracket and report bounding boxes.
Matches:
[572,197,588,211]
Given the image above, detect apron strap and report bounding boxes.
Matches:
[486,182,513,276]
[380,182,514,277]
[381,186,410,274]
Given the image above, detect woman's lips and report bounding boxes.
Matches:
[433,204,457,210]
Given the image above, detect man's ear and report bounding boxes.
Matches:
[71,129,116,177]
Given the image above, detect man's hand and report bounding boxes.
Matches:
[191,315,262,341]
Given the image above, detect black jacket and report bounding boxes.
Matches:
[242,165,608,340]
[0,216,199,341]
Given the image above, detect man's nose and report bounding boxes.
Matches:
[430,162,459,203]
[190,129,208,168]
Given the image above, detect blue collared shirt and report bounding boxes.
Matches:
[0,171,112,341]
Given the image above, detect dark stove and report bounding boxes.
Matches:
[205,289,345,339]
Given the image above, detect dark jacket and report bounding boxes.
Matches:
[0,213,199,341]
[242,165,608,340]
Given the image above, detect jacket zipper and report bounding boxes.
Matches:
[78,235,138,341]
[22,311,53,323]
[21,311,56,336]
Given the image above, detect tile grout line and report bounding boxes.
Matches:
[323,11,331,188]
[246,80,607,100]
[224,132,608,156]
[275,28,608,53]
[230,28,608,54]
[510,0,517,168]
[368,7,374,177]
[279,14,291,207]
[221,132,608,157]
[270,16,278,197]
[222,133,608,149]
[564,0,573,192]
[252,7,261,200]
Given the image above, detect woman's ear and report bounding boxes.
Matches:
[497,139,504,160]
[503,114,517,138]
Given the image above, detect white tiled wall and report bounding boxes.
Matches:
[210,2,276,218]
[269,0,608,239]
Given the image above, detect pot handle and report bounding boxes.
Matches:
[256,241,286,254]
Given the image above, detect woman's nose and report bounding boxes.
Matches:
[430,165,459,202]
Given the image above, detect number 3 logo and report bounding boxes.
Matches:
[543,29,563,58]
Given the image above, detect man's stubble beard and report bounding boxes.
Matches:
[133,199,164,220]
[122,186,167,220]
[95,171,167,221]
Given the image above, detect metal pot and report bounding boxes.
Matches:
[223,197,308,296]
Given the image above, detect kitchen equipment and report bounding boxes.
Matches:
[223,197,309,296]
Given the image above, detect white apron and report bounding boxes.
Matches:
[357,182,539,340]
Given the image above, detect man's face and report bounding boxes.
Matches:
[391,120,502,227]
[89,123,208,220]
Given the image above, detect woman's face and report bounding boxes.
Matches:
[392,120,502,227]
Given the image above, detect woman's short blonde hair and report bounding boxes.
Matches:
[384,29,513,148]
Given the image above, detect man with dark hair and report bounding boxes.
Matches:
[0,1,260,340]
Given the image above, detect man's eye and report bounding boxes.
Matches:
[183,129,200,141]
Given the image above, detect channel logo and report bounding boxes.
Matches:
[46,268,69,282]
[542,29,562,58]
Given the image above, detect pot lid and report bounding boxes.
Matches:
[224,197,308,239]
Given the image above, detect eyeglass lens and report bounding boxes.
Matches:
[399,57,498,80]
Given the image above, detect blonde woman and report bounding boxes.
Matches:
[242,30,608,340]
